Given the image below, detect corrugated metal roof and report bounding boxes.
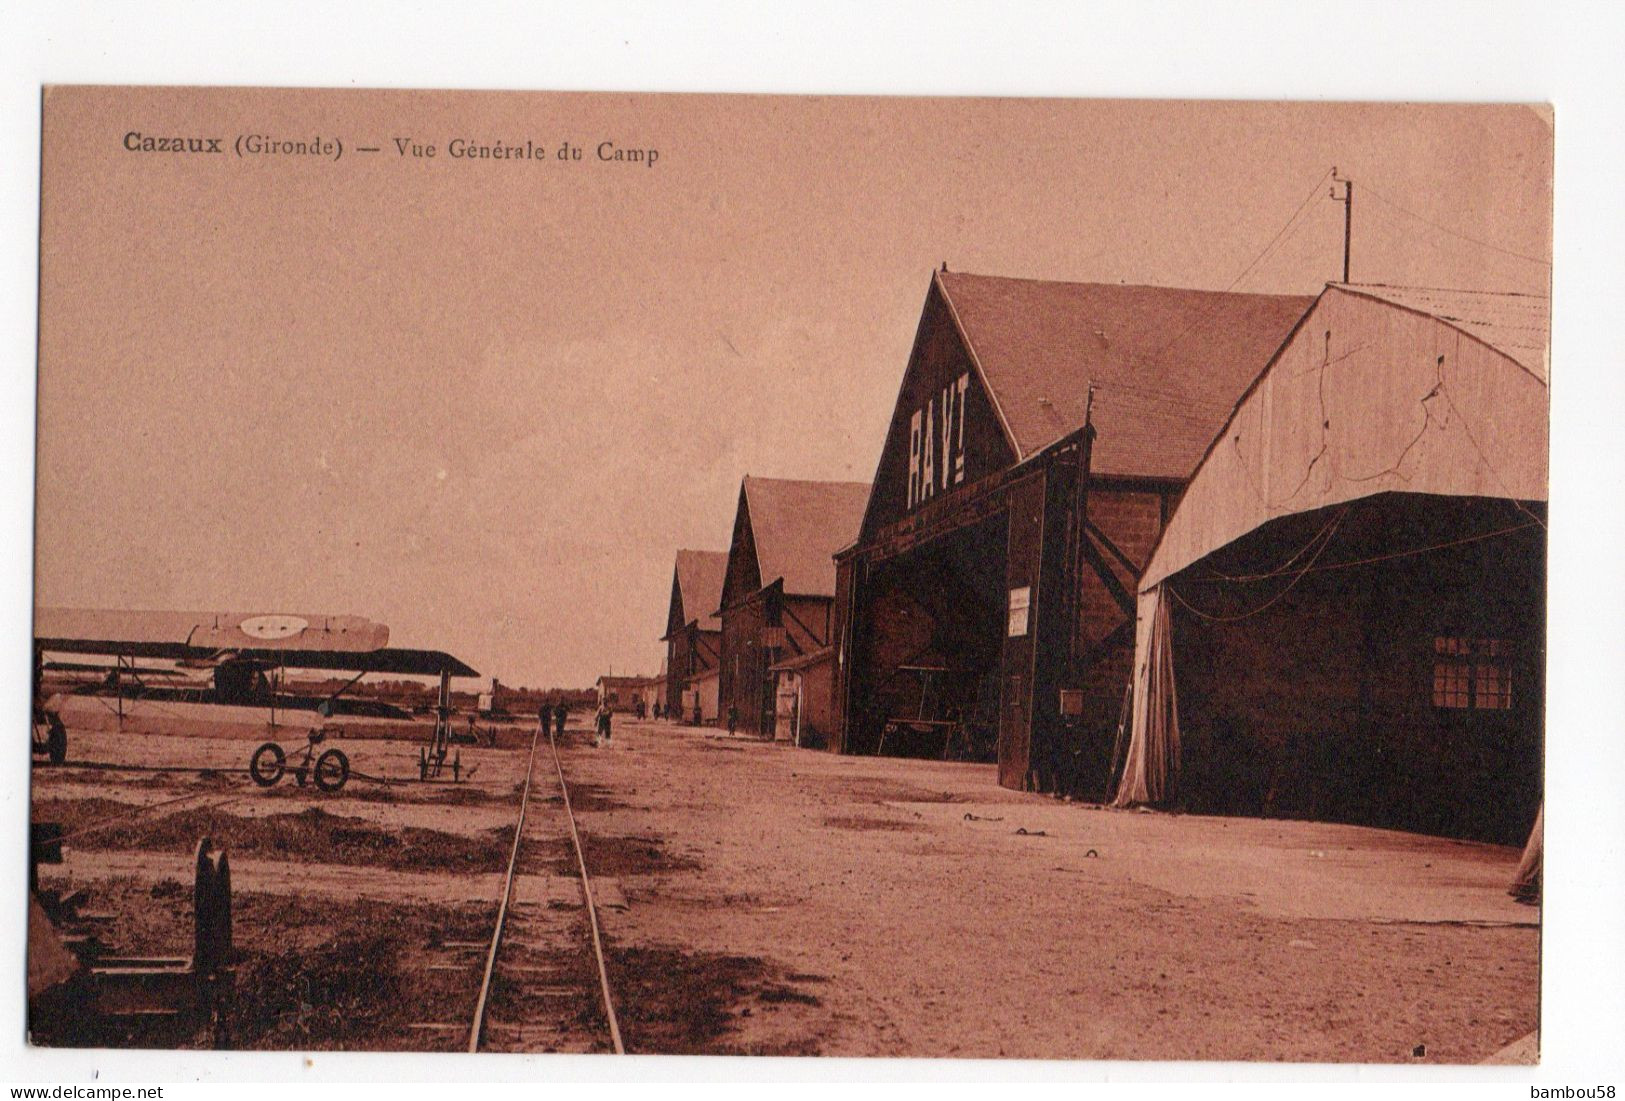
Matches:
[674,549,728,632]
[1338,283,1550,381]
[937,271,1316,479]
[743,476,870,598]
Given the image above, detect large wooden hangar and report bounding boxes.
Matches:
[717,475,869,738]
[830,267,1547,847]
[829,269,1318,792]
[661,549,728,723]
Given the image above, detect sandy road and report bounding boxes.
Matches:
[30,715,1538,1061]
[554,718,1539,1062]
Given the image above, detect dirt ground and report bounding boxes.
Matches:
[28,715,1539,1062]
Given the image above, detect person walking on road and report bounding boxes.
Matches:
[595,700,613,747]
[553,701,568,738]
[539,702,552,738]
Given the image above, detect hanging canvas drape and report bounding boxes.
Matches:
[1111,582,1180,807]
[1509,803,1542,902]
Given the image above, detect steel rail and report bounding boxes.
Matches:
[467,723,541,1053]
[548,729,626,1055]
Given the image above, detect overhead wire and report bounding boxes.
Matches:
[1361,183,1552,268]
[1088,378,1237,411]
[1139,167,1334,364]
[1168,506,1349,623]
[1183,517,1541,587]
[1070,169,1347,449]
[1193,506,1345,584]
[1430,334,1549,531]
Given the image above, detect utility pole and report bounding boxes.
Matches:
[1331,168,1353,283]
[1067,383,1097,667]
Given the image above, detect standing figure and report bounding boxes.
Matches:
[539,702,552,738]
[595,700,613,746]
[554,701,568,737]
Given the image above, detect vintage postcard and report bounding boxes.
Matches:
[27,87,1550,1062]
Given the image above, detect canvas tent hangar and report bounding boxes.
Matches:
[1112,283,1549,846]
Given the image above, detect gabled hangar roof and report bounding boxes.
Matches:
[936,271,1316,481]
[675,549,728,632]
[737,476,870,602]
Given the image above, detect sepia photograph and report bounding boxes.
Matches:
[19,84,1560,1067]
[19,86,1553,1071]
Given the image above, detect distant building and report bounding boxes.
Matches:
[614,673,663,717]
[686,668,720,725]
[660,549,728,724]
[476,677,506,716]
[595,674,653,714]
[717,476,869,737]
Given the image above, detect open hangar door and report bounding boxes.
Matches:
[1163,491,1544,845]
[844,509,1009,759]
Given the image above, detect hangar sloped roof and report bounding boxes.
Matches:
[1138,283,1550,592]
[742,476,870,599]
[673,549,728,632]
[1337,283,1550,381]
[936,271,1316,480]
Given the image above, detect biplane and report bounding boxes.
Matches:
[32,607,479,777]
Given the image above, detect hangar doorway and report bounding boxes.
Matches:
[846,509,1009,759]
[1168,493,1544,845]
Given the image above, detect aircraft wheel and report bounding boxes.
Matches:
[314,748,349,792]
[250,742,286,787]
[45,714,67,765]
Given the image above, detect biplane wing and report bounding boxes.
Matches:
[33,607,478,677]
[31,607,479,765]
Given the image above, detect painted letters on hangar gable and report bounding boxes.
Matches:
[906,372,970,509]
[862,276,1017,536]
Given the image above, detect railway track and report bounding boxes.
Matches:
[467,726,625,1054]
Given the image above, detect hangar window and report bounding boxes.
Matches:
[1432,637,1513,710]
[1007,586,1031,637]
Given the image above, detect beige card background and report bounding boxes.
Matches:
[6,1,1622,1089]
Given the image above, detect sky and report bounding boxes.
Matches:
[34,90,1552,688]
